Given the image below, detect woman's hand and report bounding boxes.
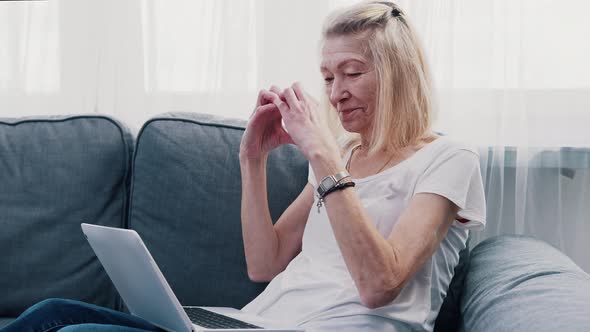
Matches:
[269,82,340,162]
[240,87,294,160]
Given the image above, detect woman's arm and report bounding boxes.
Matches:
[239,154,314,282]
[319,174,458,308]
[271,83,460,308]
[239,87,314,282]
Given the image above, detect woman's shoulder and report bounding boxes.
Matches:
[410,135,482,174]
[430,134,480,159]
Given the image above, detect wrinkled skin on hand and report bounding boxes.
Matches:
[240,86,294,159]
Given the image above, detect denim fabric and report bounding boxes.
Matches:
[461,235,590,332]
[0,116,134,316]
[128,113,308,309]
[0,319,13,329]
[58,325,157,332]
[0,299,162,332]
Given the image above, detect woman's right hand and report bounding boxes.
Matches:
[239,87,294,160]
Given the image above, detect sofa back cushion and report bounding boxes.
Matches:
[128,113,308,309]
[0,115,133,316]
[461,235,590,332]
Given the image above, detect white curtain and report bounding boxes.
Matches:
[393,0,590,272]
[1,0,589,271]
[0,0,332,130]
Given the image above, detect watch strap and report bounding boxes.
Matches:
[316,180,356,213]
[317,170,351,197]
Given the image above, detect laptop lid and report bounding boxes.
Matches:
[81,223,194,332]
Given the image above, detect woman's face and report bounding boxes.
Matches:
[321,34,378,135]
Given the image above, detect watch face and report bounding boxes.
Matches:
[320,177,336,190]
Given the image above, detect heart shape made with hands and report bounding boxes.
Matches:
[263,88,300,135]
[254,83,323,157]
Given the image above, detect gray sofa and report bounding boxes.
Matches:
[1,113,590,331]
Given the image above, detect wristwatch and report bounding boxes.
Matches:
[317,171,350,198]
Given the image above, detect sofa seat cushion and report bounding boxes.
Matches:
[0,115,134,316]
[128,113,308,309]
[461,235,590,332]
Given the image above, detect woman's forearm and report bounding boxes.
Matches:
[239,153,282,282]
[309,154,403,306]
[323,189,403,307]
[310,152,458,308]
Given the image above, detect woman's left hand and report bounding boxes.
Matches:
[268,82,340,162]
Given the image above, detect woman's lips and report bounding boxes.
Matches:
[338,108,363,120]
[339,108,361,113]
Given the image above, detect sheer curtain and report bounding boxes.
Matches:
[1,0,589,271]
[0,0,335,129]
[392,0,590,272]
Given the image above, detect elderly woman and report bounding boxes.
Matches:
[238,2,485,331]
[1,1,484,332]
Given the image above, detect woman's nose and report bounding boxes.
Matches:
[329,80,350,106]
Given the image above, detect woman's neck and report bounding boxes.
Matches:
[356,131,438,157]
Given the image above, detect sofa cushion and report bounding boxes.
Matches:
[128,113,308,309]
[0,115,134,316]
[461,235,590,332]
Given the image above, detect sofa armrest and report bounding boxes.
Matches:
[461,235,590,332]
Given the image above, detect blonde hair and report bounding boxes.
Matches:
[320,1,435,155]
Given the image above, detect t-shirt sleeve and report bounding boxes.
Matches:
[414,148,486,230]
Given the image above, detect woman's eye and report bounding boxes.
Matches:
[324,77,334,84]
[347,73,361,77]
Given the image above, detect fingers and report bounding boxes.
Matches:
[270,85,281,94]
[257,103,279,115]
[291,82,305,101]
[249,102,279,121]
[256,89,270,107]
[261,83,308,104]
[258,84,293,108]
[270,85,285,101]
[288,82,320,122]
[291,81,318,106]
[257,83,314,121]
[282,88,299,110]
[269,91,289,116]
[256,89,264,107]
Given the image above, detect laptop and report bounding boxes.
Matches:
[81,223,304,332]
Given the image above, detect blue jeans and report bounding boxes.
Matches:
[1,298,165,332]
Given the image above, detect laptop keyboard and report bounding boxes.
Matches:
[184,307,262,329]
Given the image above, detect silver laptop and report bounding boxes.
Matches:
[81,223,304,332]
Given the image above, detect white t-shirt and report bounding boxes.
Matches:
[242,136,486,332]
